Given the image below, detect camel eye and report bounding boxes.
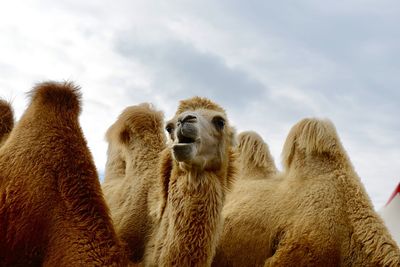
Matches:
[212,116,225,130]
[165,123,174,134]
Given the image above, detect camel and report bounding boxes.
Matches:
[102,103,167,263]
[0,99,14,147]
[0,82,128,266]
[144,97,237,266]
[213,118,400,266]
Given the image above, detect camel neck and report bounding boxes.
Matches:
[160,170,226,266]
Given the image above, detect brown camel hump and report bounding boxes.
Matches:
[0,81,128,266]
[282,118,342,169]
[106,103,165,145]
[176,96,226,115]
[0,99,14,138]
[28,81,81,116]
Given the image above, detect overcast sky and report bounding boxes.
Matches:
[0,0,399,209]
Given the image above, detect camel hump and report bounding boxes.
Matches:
[106,103,165,145]
[237,131,277,178]
[0,99,14,138]
[282,118,342,169]
[28,81,81,116]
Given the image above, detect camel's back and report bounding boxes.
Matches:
[214,172,348,267]
[214,178,282,266]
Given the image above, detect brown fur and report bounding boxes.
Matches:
[0,99,14,148]
[0,81,128,266]
[146,97,237,266]
[236,131,278,180]
[175,96,226,115]
[213,118,400,266]
[102,103,167,263]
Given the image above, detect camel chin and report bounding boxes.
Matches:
[172,143,196,162]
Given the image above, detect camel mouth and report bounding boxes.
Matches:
[177,135,196,144]
[177,126,198,144]
[172,122,199,162]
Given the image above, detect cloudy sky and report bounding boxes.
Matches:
[0,0,399,209]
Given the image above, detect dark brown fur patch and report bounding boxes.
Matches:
[28,81,81,116]
[0,100,14,138]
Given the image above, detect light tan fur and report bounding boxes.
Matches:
[213,131,280,267]
[213,118,400,266]
[236,131,277,180]
[0,99,14,148]
[0,81,128,266]
[145,97,237,266]
[101,103,167,263]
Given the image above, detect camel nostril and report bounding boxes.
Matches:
[180,114,197,124]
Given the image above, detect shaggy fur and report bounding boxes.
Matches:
[214,118,400,266]
[0,99,14,148]
[213,131,280,267]
[175,96,225,115]
[236,131,277,180]
[0,82,128,266]
[146,97,237,266]
[102,103,167,263]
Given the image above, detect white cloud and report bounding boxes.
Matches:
[0,0,398,209]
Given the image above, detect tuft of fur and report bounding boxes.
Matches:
[0,100,14,147]
[236,131,277,180]
[28,81,82,116]
[102,103,166,263]
[175,96,226,115]
[0,81,128,266]
[281,118,343,170]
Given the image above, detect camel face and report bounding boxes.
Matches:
[166,109,228,170]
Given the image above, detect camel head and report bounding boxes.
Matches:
[165,97,235,171]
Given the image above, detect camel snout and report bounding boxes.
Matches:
[179,114,198,125]
[177,123,198,144]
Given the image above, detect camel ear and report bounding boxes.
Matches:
[158,148,173,218]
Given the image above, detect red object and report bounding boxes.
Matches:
[385,182,400,206]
